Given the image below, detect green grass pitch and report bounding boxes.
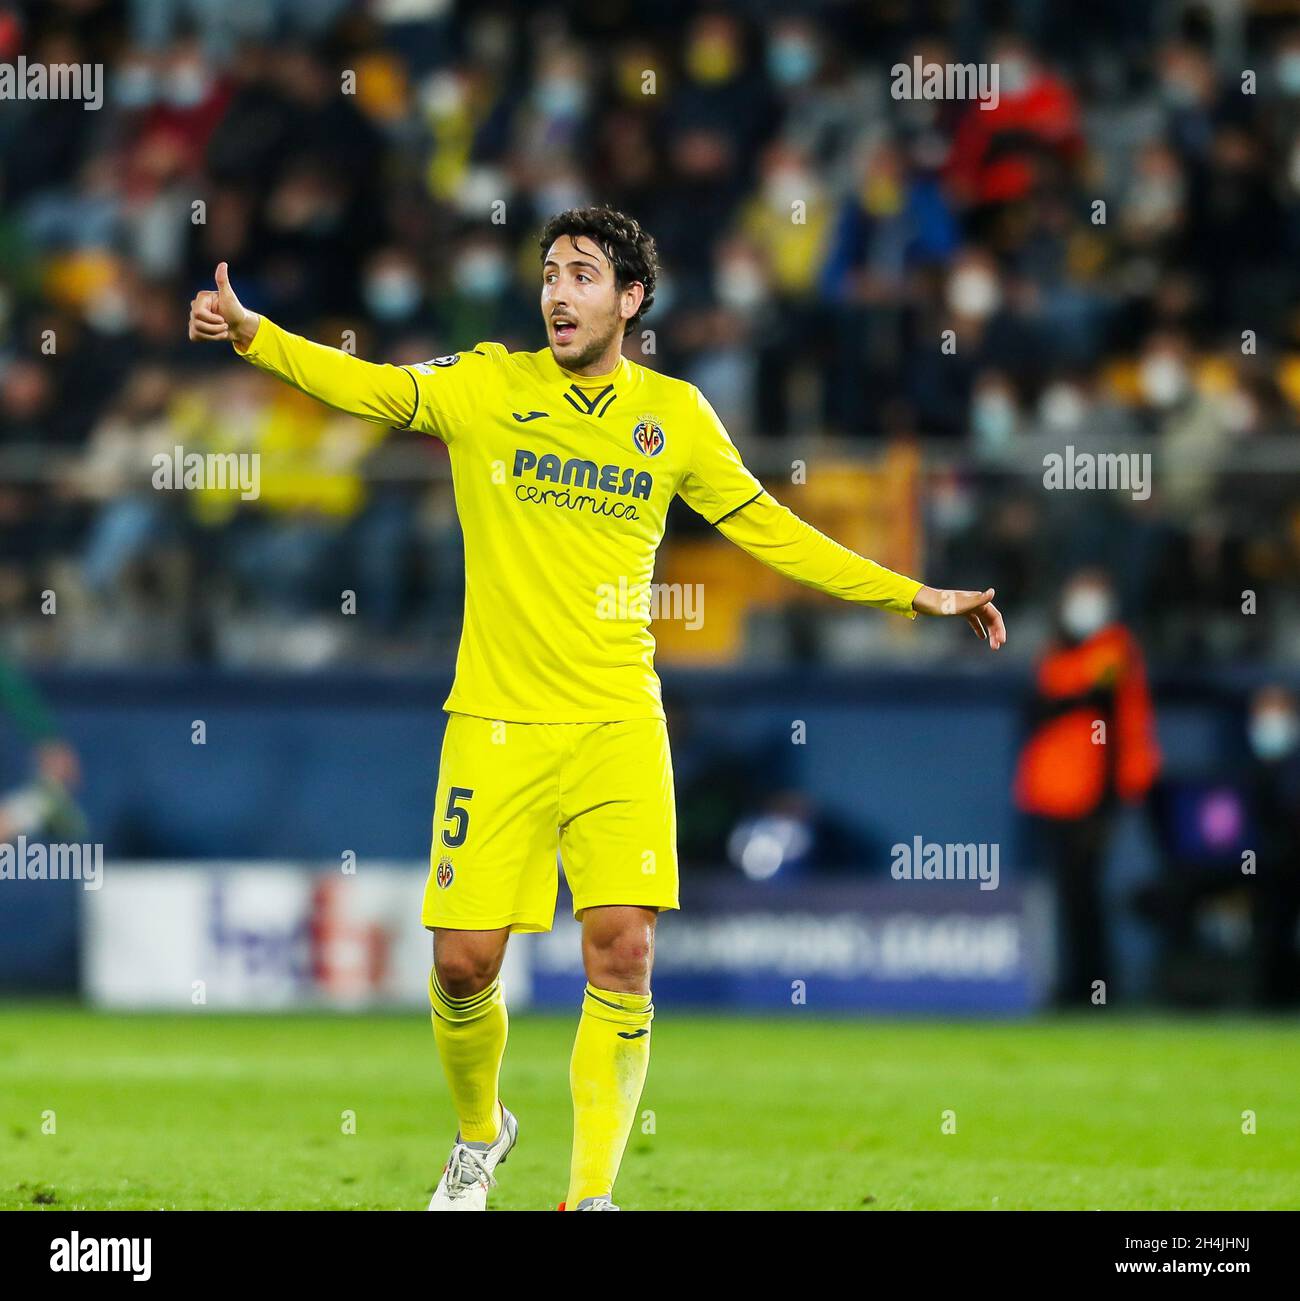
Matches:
[2,1005,1297,1210]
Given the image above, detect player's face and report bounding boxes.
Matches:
[541,235,627,370]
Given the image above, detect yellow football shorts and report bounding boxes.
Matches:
[421,713,679,933]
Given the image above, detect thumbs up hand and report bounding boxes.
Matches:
[188,262,260,349]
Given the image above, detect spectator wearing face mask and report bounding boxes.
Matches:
[1245,685,1300,1007]
[432,233,535,352]
[1014,569,1162,1006]
[735,140,833,435]
[945,35,1084,213]
[1136,332,1226,519]
[361,248,433,339]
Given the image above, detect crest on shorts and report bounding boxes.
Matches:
[632,416,665,458]
[436,856,455,889]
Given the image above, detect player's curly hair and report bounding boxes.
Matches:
[538,206,658,336]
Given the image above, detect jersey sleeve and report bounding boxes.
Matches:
[675,388,765,524]
[715,492,923,617]
[236,316,421,428]
[400,344,505,443]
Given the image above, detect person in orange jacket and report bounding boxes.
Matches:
[1014,569,1161,1007]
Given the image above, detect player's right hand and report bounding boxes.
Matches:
[188,262,259,348]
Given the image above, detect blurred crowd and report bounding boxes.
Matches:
[2,0,1300,666]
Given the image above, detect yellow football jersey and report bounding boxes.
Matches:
[235,319,923,724]
[402,343,761,721]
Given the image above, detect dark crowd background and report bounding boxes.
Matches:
[0,0,1298,666]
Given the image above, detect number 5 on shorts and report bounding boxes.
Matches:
[441,786,474,847]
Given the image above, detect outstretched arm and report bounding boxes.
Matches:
[715,492,922,613]
[188,263,419,428]
[716,493,1006,649]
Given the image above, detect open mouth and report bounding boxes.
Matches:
[552,317,577,345]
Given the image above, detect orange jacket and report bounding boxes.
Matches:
[1014,624,1161,820]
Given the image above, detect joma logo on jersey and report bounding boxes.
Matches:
[436,857,454,889]
[632,418,665,458]
[513,449,652,499]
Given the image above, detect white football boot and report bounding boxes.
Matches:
[427,1106,518,1211]
[574,1196,620,1210]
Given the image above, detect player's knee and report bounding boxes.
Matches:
[434,944,503,999]
[584,928,652,992]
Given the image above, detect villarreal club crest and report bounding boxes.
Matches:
[632,416,665,458]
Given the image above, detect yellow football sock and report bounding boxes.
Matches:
[429,968,507,1144]
[566,983,653,1207]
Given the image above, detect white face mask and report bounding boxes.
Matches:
[948,268,1000,319]
[1249,710,1299,761]
[167,63,212,108]
[999,56,1031,95]
[536,180,589,217]
[364,270,422,320]
[536,77,586,117]
[1139,353,1188,408]
[1277,51,1300,96]
[1127,176,1182,226]
[972,392,1016,447]
[453,252,507,300]
[1221,389,1257,434]
[768,36,818,87]
[115,62,158,109]
[85,294,132,335]
[1061,587,1114,640]
[1039,383,1087,432]
[764,169,810,213]
[716,260,767,311]
[422,71,465,117]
